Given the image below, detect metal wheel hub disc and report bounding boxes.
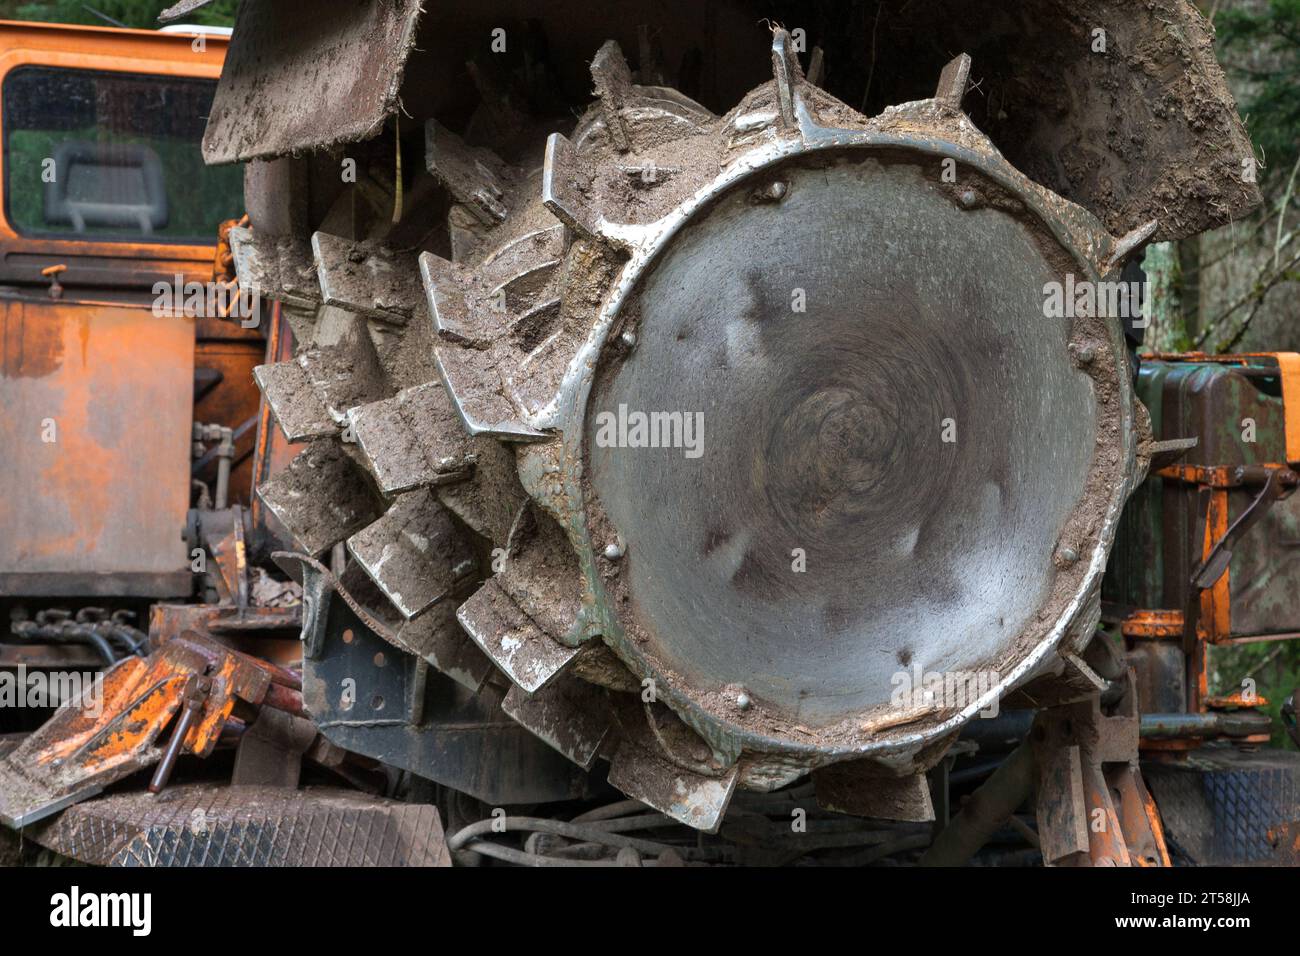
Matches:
[588,154,1099,731]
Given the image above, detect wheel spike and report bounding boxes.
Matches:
[590,40,634,152]
[542,132,604,243]
[457,578,578,693]
[425,120,511,225]
[228,226,320,310]
[348,382,476,494]
[608,739,739,833]
[935,52,973,111]
[253,360,335,442]
[312,233,423,326]
[257,442,382,556]
[806,45,825,88]
[501,673,612,770]
[346,489,477,620]
[770,28,805,128]
[396,601,496,693]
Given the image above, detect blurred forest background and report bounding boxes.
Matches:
[1191,0,1300,745]
[0,0,1294,741]
[0,0,235,27]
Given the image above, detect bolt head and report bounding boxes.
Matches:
[1071,342,1098,367]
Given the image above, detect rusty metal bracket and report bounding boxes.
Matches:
[232,708,319,787]
[0,633,294,828]
[1031,664,1170,867]
[813,761,936,824]
[149,674,212,793]
[1192,467,1294,590]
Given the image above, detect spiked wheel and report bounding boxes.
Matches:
[244,30,1143,830]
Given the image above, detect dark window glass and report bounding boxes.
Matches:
[3,66,242,243]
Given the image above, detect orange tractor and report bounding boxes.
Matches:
[0,21,311,825]
[0,21,251,608]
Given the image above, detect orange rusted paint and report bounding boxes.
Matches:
[213,215,248,284]
[1205,690,1270,709]
[1073,764,1131,867]
[0,298,195,586]
[149,603,302,668]
[1119,508,1225,711]
[1129,769,1173,868]
[1273,352,1300,463]
[79,676,190,775]
[1155,462,1292,488]
[1146,451,1300,714]
[35,655,156,763]
[1142,350,1298,365]
[1202,488,1231,642]
[1265,822,1300,863]
[1190,633,1209,713]
[1073,764,1172,868]
[0,23,243,593]
[22,634,280,789]
[1121,609,1187,639]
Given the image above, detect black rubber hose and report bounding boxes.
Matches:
[66,626,117,665]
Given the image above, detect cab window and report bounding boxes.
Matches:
[3,65,242,243]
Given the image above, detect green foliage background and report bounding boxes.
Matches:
[0,0,236,28]
[1216,0,1300,184]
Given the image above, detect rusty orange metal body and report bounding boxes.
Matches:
[1148,459,1293,715]
[0,23,262,600]
[1121,352,1300,751]
[1033,669,1173,868]
[148,601,302,669]
[1,297,196,596]
[0,24,313,829]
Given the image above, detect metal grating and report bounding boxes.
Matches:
[30,784,451,867]
[1144,746,1300,865]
